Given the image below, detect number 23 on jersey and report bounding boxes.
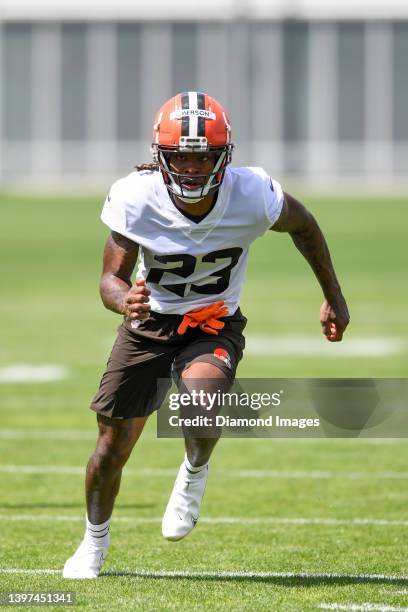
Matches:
[146,247,243,298]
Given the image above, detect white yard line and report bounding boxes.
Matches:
[0,514,407,528]
[246,336,406,357]
[102,335,405,357]
[0,336,403,385]
[1,336,401,384]
[319,604,408,611]
[0,429,172,442]
[2,463,408,480]
[0,429,97,440]
[0,429,404,444]
[213,469,408,481]
[0,465,86,475]
[0,569,60,575]
[0,365,69,383]
[0,569,408,583]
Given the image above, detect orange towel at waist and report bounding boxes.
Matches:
[177,301,230,336]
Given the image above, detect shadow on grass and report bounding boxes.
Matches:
[100,571,408,587]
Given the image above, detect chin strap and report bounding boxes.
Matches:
[177,301,230,336]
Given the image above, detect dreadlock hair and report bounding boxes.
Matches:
[135,162,159,172]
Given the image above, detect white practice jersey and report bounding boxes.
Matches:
[101,166,284,315]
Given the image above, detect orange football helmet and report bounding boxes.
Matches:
[151,91,233,203]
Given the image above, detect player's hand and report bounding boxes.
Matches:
[320,296,350,342]
[123,279,151,321]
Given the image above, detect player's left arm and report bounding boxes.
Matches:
[271,191,350,342]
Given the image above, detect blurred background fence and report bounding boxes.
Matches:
[0,0,407,187]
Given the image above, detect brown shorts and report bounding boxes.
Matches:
[90,308,247,419]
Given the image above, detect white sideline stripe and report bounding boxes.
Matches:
[214,469,408,481]
[246,336,405,357]
[0,429,97,440]
[0,465,85,475]
[2,464,408,481]
[0,429,404,444]
[0,429,174,442]
[0,569,60,575]
[1,569,408,582]
[319,604,408,611]
[1,514,408,527]
[0,365,69,383]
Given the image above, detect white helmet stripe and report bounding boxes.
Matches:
[188,91,198,137]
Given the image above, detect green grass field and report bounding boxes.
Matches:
[0,190,407,610]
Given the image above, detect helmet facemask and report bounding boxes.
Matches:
[152,142,233,204]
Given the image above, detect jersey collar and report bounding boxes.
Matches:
[156,167,232,245]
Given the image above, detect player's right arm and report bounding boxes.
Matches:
[99,231,151,320]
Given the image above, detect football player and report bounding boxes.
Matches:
[63,91,349,579]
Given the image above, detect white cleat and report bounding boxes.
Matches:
[63,538,109,579]
[162,462,209,541]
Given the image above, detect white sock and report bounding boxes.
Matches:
[184,454,207,475]
[85,515,110,548]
